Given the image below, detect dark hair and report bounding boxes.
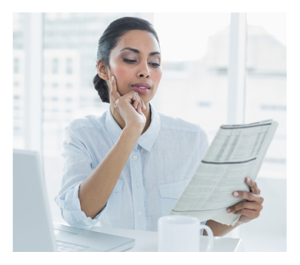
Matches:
[93,17,160,103]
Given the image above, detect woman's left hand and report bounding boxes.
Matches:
[226,177,264,225]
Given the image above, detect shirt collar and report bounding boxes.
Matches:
[105,103,161,152]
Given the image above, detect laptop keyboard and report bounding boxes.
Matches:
[56,240,89,252]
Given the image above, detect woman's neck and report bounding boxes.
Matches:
[110,104,151,135]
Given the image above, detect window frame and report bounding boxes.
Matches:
[22,12,247,154]
[23,13,43,153]
[227,13,247,124]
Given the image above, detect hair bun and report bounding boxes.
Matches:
[93,74,110,103]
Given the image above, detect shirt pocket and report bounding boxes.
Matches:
[106,179,124,220]
[159,178,191,217]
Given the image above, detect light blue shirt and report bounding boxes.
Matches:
[55,104,209,232]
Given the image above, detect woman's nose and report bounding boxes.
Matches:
[137,62,150,78]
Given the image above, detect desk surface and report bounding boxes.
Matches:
[90,225,243,252]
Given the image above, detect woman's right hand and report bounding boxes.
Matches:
[109,76,147,132]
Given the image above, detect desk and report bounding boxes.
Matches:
[90,226,243,252]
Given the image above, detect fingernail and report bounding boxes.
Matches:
[111,76,114,81]
[247,177,251,182]
[226,208,231,213]
[233,192,239,197]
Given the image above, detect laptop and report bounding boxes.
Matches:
[13,149,135,252]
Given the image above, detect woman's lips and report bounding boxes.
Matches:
[131,84,150,94]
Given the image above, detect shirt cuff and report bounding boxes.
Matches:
[55,182,108,230]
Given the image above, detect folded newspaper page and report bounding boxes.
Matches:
[170,119,278,226]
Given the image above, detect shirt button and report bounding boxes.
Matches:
[137,211,142,215]
[136,182,139,187]
[133,156,137,160]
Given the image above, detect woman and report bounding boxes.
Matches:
[56,17,264,236]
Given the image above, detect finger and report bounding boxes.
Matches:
[139,98,146,110]
[131,92,143,114]
[138,98,144,113]
[135,97,141,113]
[227,201,263,213]
[246,177,261,195]
[232,190,264,204]
[138,101,142,114]
[110,76,121,103]
[232,209,260,219]
[128,92,144,114]
[143,100,147,110]
[132,93,143,114]
[131,92,140,110]
[132,98,138,110]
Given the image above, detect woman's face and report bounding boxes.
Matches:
[107,30,162,104]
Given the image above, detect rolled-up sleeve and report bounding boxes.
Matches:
[54,124,107,230]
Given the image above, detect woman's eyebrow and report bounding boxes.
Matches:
[120,47,160,56]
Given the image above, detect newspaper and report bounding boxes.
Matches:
[170,119,278,226]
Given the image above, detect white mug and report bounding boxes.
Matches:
[158,215,214,252]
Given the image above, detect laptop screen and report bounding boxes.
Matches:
[13,149,56,252]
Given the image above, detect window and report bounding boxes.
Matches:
[66,58,73,74]
[44,58,51,74]
[13,13,25,149]
[260,105,286,111]
[14,58,19,73]
[153,13,230,141]
[197,101,211,107]
[245,13,286,179]
[52,58,59,74]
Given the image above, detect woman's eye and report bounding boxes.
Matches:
[123,58,160,67]
[123,59,137,63]
[149,63,160,67]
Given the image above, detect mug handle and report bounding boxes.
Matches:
[199,224,214,252]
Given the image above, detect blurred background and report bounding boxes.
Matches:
[13,12,286,251]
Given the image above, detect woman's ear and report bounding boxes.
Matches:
[97,60,109,80]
